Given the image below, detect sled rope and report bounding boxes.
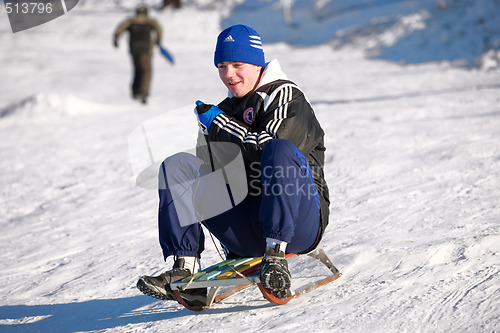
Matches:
[209,230,256,285]
[179,223,203,291]
[179,224,255,291]
[180,140,255,289]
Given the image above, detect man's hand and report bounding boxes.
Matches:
[195,100,223,133]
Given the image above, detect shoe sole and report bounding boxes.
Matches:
[137,277,175,301]
[137,277,207,307]
[261,268,292,298]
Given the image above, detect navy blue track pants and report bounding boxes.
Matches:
[157,139,321,259]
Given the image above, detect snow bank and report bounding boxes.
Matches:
[0,93,121,121]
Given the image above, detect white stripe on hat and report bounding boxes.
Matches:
[249,35,263,49]
[249,36,262,44]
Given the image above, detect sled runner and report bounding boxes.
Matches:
[169,247,341,311]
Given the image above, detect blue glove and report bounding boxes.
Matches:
[195,100,223,133]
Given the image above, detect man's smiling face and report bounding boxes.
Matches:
[218,61,262,98]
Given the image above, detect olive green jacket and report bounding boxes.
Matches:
[114,13,162,55]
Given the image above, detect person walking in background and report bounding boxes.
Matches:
[113,5,162,104]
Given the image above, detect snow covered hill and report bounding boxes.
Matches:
[1,0,499,332]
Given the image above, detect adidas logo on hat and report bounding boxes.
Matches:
[224,35,235,42]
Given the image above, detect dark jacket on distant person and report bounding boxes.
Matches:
[114,13,162,55]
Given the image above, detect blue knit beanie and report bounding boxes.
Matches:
[214,25,265,67]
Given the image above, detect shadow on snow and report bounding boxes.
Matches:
[0,295,275,332]
[0,296,185,332]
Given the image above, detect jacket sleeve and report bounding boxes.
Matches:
[114,18,132,38]
[207,82,323,163]
[149,19,162,44]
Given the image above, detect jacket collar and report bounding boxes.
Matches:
[257,59,288,89]
[227,59,287,98]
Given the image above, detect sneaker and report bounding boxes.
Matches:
[137,258,207,307]
[259,246,292,299]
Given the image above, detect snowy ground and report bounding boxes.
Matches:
[1,1,500,332]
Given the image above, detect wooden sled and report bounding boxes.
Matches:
[169,247,342,311]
